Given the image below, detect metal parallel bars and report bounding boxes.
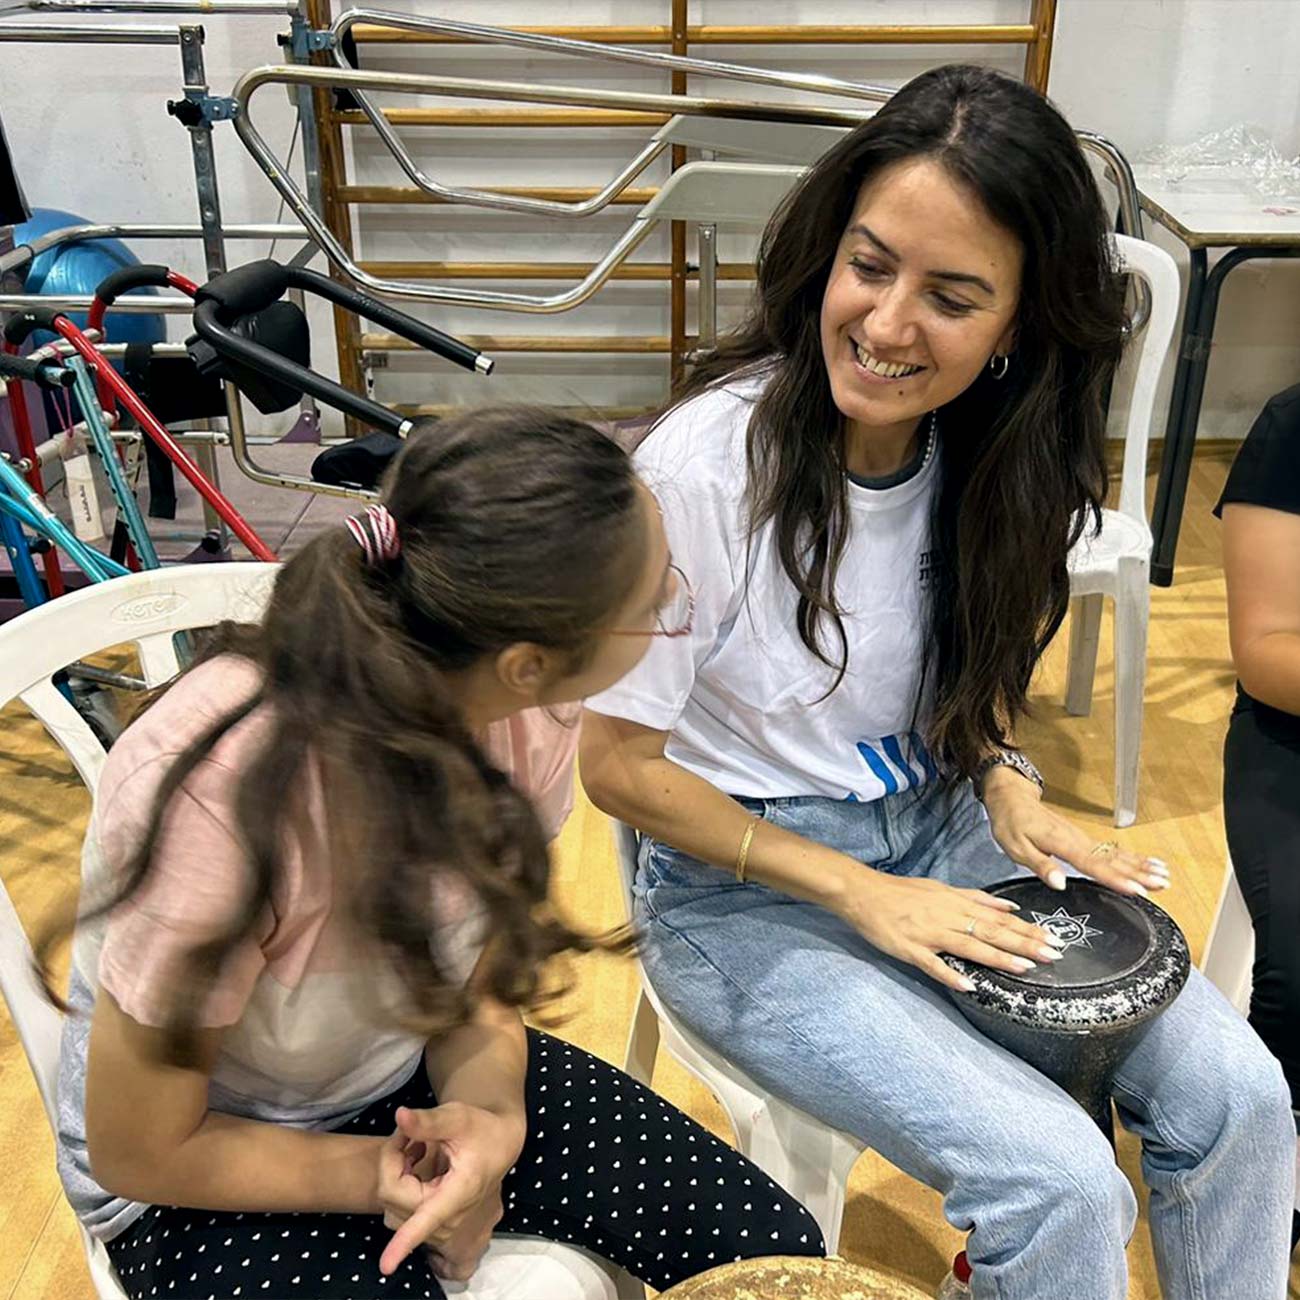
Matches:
[346,22,1046,47]
[669,0,686,386]
[306,0,366,437]
[315,2,1059,408]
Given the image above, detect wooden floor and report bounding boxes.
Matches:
[0,443,1295,1299]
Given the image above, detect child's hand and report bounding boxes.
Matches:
[376,1102,525,1280]
[378,1129,445,1234]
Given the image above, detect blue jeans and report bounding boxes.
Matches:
[637,782,1295,1300]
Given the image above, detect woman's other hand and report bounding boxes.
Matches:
[981,765,1171,898]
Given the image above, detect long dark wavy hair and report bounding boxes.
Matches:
[40,408,644,1064]
[681,64,1127,776]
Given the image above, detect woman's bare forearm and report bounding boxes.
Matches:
[86,990,385,1214]
[580,711,864,913]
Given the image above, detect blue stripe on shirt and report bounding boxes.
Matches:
[881,734,922,790]
[856,741,899,796]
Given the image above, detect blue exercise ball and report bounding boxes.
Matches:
[14,207,165,348]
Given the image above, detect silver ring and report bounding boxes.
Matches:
[965,918,977,938]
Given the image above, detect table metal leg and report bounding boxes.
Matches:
[1150,247,1206,586]
[1150,246,1300,585]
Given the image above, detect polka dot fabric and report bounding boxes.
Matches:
[105,1031,824,1298]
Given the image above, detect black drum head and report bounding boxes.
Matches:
[942,875,1190,1032]
[984,877,1154,990]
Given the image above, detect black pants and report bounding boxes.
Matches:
[105,1030,824,1299]
[1223,706,1300,1109]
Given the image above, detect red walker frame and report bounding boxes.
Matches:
[2,266,276,568]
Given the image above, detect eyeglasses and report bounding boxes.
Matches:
[608,562,695,639]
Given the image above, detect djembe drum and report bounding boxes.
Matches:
[943,877,1190,1135]
[658,1255,933,1300]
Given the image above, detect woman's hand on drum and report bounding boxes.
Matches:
[837,871,1070,993]
[980,765,1171,898]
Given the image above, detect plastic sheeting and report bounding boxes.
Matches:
[1139,124,1300,203]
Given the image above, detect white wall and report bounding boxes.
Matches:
[1049,0,1300,438]
[1,0,1298,436]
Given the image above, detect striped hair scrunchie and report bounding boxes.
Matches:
[345,503,402,567]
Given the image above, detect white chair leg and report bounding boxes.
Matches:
[1203,862,1254,1016]
[1112,560,1149,828]
[1065,593,1104,717]
[1293,1130,1299,1217]
[743,1103,858,1255]
[622,989,661,1086]
[613,1266,647,1300]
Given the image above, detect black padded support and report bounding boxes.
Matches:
[94,264,173,308]
[3,306,62,347]
[194,259,289,322]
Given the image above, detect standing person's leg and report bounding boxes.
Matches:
[636,793,1136,1300]
[1224,708,1300,1107]
[496,1031,824,1289]
[1223,705,1300,1252]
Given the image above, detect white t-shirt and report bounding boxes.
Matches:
[587,374,942,803]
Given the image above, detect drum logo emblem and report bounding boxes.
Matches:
[1031,907,1103,952]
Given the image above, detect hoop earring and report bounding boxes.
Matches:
[989,353,1010,380]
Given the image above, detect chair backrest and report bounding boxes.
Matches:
[660,115,849,164]
[1110,234,1181,527]
[0,564,279,791]
[0,563,279,1129]
[638,160,806,228]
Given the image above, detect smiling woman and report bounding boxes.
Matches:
[580,63,1296,1300]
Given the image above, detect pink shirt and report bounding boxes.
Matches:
[83,659,580,1044]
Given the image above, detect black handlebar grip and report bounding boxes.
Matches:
[284,266,492,376]
[195,259,290,323]
[3,306,63,347]
[94,264,173,308]
[0,351,75,389]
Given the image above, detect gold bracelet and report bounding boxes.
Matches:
[735,818,759,883]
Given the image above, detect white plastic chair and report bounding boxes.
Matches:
[611,822,865,1255]
[0,872,128,1299]
[0,564,638,1300]
[1065,234,1182,827]
[1202,859,1253,1017]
